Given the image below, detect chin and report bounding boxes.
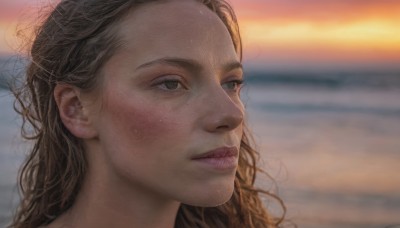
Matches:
[202,191,234,207]
[182,181,235,207]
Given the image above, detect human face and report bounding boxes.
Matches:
[90,0,244,207]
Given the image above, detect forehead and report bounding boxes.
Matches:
[113,0,238,67]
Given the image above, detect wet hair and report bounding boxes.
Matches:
[11,0,286,227]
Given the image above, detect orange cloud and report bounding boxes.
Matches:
[1,0,399,70]
[231,0,400,22]
[0,1,52,54]
[229,0,400,69]
[241,19,400,50]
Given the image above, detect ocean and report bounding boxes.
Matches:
[1,57,400,227]
[243,83,400,227]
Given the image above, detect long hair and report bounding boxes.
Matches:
[11,0,285,227]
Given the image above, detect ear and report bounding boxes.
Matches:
[54,83,98,139]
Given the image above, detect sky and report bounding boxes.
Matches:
[1,0,400,71]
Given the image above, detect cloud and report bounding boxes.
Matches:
[228,0,400,69]
[231,0,400,23]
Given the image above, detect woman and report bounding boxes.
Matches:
[12,0,285,227]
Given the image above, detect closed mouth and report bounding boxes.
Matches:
[191,146,238,160]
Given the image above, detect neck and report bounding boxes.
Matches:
[48,148,180,228]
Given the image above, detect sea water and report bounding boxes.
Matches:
[1,64,400,227]
[242,86,400,228]
[242,71,400,227]
[0,90,26,227]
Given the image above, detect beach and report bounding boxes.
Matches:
[1,70,400,227]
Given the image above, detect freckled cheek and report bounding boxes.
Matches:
[108,103,183,144]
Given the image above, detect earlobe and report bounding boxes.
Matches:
[54,84,98,139]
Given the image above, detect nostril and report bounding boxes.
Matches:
[202,91,244,132]
[216,125,230,130]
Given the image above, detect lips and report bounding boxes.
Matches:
[191,147,238,160]
[191,147,239,171]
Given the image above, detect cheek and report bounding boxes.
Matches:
[104,97,183,145]
[133,112,177,144]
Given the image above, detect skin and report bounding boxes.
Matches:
[51,0,244,227]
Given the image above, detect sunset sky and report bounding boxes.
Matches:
[1,0,399,71]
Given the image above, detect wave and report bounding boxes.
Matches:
[244,71,400,90]
[251,102,400,116]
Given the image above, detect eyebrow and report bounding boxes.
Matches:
[136,57,243,73]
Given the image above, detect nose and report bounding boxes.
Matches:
[201,86,244,133]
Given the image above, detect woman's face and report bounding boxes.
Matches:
[88,0,244,206]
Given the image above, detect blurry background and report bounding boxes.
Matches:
[1,0,400,227]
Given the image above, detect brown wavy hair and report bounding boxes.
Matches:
[11,0,286,227]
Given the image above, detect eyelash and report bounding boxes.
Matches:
[222,79,244,92]
[153,78,186,91]
[152,77,244,93]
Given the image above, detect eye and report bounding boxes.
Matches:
[222,79,244,92]
[161,80,181,90]
[155,79,186,91]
